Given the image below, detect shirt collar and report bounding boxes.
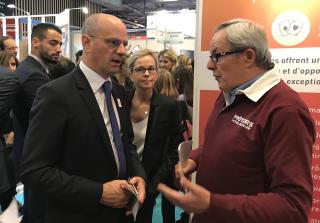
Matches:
[223,69,281,105]
[79,61,112,94]
[30,54,49,74]
[238,69,281,102]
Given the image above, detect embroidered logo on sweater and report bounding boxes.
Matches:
[231,114,254,130]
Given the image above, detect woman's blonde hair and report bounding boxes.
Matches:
[155,69,178,99]
[158,48,177,72]
[127,48,158,73]
[177,54,190,67]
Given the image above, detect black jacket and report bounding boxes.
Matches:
[20,67,146,223]
[128,90,183,195]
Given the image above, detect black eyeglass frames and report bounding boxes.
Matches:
[133,66,157,75]
[209,49,247,63]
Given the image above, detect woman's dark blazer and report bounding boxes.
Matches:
[128,90,184,195]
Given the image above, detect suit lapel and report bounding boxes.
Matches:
[143,91,160,152]
[72,68,117,164]
[27,56,52,80]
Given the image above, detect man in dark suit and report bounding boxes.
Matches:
[0,67,19,211]
[12,23,62,223]
[13,23,62,168]
[20,13,146,223]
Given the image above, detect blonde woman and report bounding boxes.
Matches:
[155,68,178,100]
[158,48,177,73]
[177,54,193,71]
[127,49,183,223]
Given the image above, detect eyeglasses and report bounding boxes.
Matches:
[133,66,157,75]
[209,49,247,63]
[89,35,131,51]
[6,46,18,51]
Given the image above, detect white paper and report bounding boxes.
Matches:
[131,197,139,221]
[178,140,192,165]
[0,199,22,223]
[124,184,139,221]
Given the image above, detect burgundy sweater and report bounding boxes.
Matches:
[190,77,315,223]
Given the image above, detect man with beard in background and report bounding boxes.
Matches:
[12,23,62,223]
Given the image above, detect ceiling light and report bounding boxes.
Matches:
[82,7,88,14]
[7,4,30,15]
[7,4,16,8]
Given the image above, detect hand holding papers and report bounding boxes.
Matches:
[176,140,193,192]
[123,178,139,222]
[178,140,192,169]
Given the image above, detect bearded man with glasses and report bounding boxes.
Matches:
[159,18,315,223]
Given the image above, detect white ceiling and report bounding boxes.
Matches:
[89,0,196,35]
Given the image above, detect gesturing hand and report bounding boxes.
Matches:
[175,158,197,179]
[158,174,210,214]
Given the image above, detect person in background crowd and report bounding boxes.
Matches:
[0,51,19,72]
[111,53,133,91]
[154,68,178,100]
[0,36,18,57]
[0,67,19,212]
[177,55,193,71]
[75,49,83,64]
[172,66,194,122]
[20,13,146,223]
[48,56,76,79]
[13,22,62,223]
[158,49,177,221]
[127,49,183,223]
[158,49,177,73]
[0,51,19,156]
[159,18,315,223]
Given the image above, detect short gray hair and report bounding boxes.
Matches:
[215,18,274,70]
[127,48,158,72]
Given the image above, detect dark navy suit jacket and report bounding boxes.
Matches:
[13,56,51,167]
[20,66,146,223]
[0,66,19,194]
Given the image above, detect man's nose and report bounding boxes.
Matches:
[116,43,126,54]
[56,44,62,53]
[207,59,217,71]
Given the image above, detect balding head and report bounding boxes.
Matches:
[82,13,126,36]
[81,13,129,78]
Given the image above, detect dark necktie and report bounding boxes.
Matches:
[102,81,126,178]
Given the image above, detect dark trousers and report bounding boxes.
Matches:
[127,193,175,223]
[0,142,17,212]
[161,194,175,223]
[129,194,156,223]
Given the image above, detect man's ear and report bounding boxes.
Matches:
[243,48,256,67]
[32,37,40,49]
[82,35,91,53]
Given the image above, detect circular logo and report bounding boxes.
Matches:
[271,11,310,46]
